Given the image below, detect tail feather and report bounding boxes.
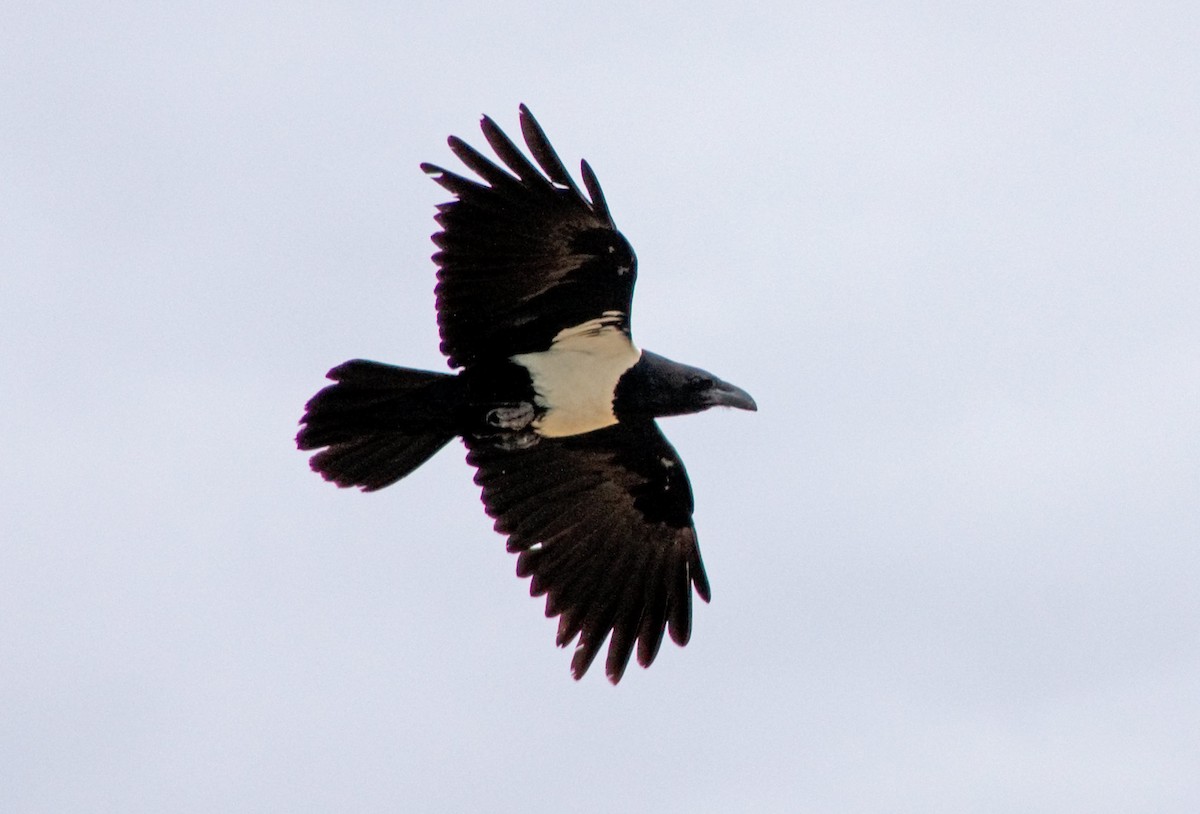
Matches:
[297,359,458,492]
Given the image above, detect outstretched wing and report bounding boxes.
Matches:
[422,105,639,370]
[466,421,711,683]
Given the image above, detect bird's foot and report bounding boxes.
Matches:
[485,402,536,430]
[491,429,540,451]
[470,427,540,451]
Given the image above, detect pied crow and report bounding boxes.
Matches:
[297,106,756,683]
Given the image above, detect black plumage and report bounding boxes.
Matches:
[298,106,755,683]
[424,111,636,370]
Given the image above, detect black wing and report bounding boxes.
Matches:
[467,422,711,683]
[421,105,639,370]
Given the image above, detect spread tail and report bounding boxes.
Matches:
[297,359,458,492]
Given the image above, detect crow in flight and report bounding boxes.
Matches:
[297,106,756,683]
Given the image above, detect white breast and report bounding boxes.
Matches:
[511,313,640,438]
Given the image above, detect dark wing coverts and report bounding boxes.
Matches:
[468,422,711,683]
[422,105,639,369]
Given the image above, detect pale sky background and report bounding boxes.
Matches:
[3,3,1199,812]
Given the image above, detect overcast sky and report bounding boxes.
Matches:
[3,2,1199,812]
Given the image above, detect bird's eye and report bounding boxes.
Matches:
[691,376,714,390]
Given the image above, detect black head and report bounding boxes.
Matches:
[613,350,757,421]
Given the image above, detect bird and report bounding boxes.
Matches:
[297,105,756,683]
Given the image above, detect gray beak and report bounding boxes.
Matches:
[708,379,758,412]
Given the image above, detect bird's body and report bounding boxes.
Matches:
[511,313,639,437]
[298,106,755,682]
